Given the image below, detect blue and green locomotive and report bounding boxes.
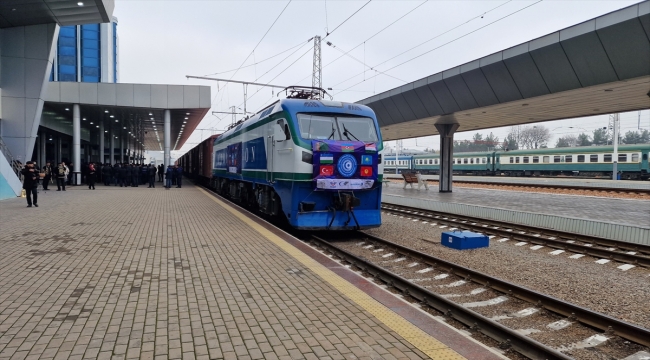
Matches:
[209,98,384,230]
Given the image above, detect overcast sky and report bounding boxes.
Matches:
[113,0,649,155]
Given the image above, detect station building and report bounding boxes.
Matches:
[0,0,210,200]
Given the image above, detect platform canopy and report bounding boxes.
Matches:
[0,0,114,28]
[44,82,211,151]
[357,1,650,141]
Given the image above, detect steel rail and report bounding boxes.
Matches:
[319,231,650,348]
[310,234,572,360]
[382,203,650,264]
[453,180,650,195]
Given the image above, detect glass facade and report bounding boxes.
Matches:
[50,19,118,83]
[57,26,77,82]
[81,24,101,82]
[113,22,118,83]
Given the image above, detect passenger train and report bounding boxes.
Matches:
[384,144,650,180]
[178,98,384,230]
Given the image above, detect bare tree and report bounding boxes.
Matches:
[511,125,550,149]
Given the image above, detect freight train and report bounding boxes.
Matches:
[178,98,384,230]
[383,144,650,180]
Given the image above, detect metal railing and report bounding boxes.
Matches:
[0,135,22,177]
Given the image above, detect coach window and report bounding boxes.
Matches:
[482,158,486,164]
[509,157,513,163]
[515,157,520,163]
[554,155,561,163]
[631,153,639,162]
[532,156,539,163]
[523,157,529,163]
[470,158,474,164]
[462,158,467,164]
[543,156,550,163]
[565,155,572,163]
[590,154,598,162]
[604,154,612,162]
[618,154,627,162]
[577,155,585,163]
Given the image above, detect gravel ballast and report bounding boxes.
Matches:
[362,214,650,329]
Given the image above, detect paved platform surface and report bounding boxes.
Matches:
[384,174,650,191]
[0,183,503,360]
[383,186,650,229]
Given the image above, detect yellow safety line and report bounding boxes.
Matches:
[197,187,466,360]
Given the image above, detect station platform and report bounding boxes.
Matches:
[0,183,505,360]
[382,186,650,245]
[384,174,650,191]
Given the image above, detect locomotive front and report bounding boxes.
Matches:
[279,100,384,230]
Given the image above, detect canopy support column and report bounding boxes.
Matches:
[435,123,459,193]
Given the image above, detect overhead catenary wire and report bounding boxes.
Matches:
[201,41,307,77]
[212,0,292,103]
[330,0,514,89]
[324,0,372,38]
[334,0,542,96]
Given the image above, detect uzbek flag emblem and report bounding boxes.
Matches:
[320,165,334,176]
[320,154,334,164]
[360,166,373,177]
[365,143,377,152]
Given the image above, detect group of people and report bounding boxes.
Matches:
[21,160,71,207]
[97,163,183,189]
[21,161,185,207]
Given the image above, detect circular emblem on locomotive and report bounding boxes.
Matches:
[337,154,357,178]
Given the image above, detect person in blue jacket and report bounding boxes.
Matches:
[165,165,174,189]
[175,165,183,188]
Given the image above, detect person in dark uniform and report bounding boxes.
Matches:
[158,164,164,182]
[176,165,183,188]
[119,164,129,187]
[165,165,173,189]
[112,164,119,186]
[87,162,96,190]
[148,164,156,188]
[42,161,53,191]
[22,161,39,207]
[131,164,139,187]
[140,164,148,185]
[102,163,111,186]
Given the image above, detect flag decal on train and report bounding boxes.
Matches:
[341,144,355,152]
[320,165,334,176]
[320,154,334,164]
[365,143,377,152]
[361,155,372,165]
[361,166,373,177]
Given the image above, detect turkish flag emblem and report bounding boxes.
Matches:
[320,165,334,176]
[361,166,373,177]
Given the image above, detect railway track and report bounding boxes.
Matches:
[309,232,650,360]
[381,203,650,269]
[384,175,650,196]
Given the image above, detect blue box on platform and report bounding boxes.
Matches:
[441,230,489,250]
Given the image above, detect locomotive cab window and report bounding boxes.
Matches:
[297,114,378,142]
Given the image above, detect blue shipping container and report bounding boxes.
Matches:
[441,231,489,250]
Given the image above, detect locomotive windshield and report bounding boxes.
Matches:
[297,114,379,142]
